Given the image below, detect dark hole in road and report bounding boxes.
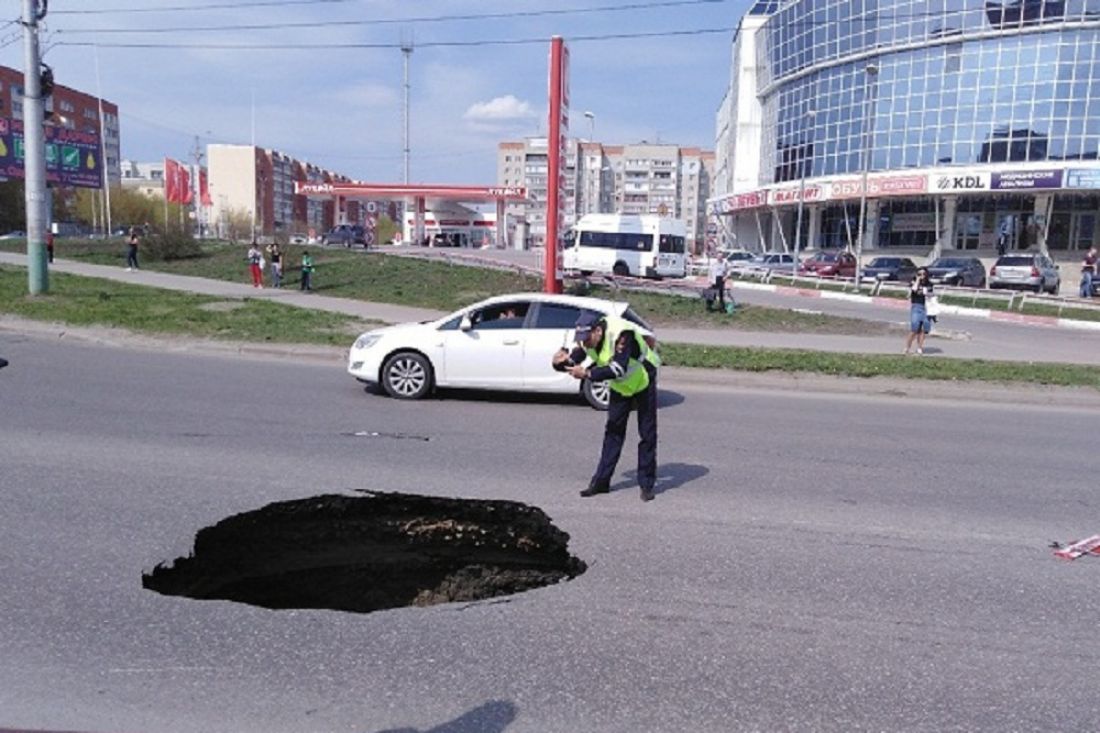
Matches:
[142,492,587,613]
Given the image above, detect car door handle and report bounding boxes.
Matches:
[503,339,520,346]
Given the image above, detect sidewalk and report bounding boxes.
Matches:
[1,251,1096,365]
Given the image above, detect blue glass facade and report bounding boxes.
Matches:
[757,0,1100,183]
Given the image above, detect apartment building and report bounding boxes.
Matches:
[0,64,121,186]
[498,138,714,252]
[208,144,363,238]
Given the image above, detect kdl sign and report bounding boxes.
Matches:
[934,173,988,192]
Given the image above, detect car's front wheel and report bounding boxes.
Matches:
[582,378,610,410]
[381,352,433,400]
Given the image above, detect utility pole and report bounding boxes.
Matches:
[22,0,48,294]
[94,44,112,237]
[400,32,413,185]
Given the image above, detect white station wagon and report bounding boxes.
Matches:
[347,293,656,409]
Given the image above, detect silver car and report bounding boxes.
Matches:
[750,252,798,274]
[988,253,1060,294]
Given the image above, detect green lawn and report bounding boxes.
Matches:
[0,265,375,345]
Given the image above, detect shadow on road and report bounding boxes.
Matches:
[373,699,517,733]
[610,461,709,496]
[360,384,686,411]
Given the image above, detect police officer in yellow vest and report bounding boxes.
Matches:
[552,312,659,502]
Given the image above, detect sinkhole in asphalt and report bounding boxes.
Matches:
[142,492,587,613]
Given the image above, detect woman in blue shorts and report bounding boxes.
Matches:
[904,267,933,355]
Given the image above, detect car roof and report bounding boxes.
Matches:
[467,292,629,314]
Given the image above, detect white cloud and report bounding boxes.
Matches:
[463,95,536,123]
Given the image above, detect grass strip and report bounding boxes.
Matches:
[660,342,1100,389]
[0,266,375,346]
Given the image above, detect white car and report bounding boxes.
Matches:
[347,293,657,409]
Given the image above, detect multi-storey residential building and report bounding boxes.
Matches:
[208,144,363,238]
[0,64,121,186]
[713,0,1100,254]
[497,138,713,252]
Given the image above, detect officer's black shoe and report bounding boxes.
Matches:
[640,487,655,502]
[580,483,610,498]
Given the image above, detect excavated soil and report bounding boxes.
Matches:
[142,491,587,613]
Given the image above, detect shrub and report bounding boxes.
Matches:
[143,230,203,261]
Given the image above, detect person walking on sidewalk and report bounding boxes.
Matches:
[552,312,660,502]
[46,231,54,263]
[1080,247,1097,298]
[246,242,264,288]
[904,267,933,355]
[126,226,141,271]
[300,251,315,291]
[707,254,729,313]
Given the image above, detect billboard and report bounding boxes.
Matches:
[0,117,103,189]
[990,169,1063,190]
[1065,169,1100,189]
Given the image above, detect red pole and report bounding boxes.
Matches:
[545,36,565,294]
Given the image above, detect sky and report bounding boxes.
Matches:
[2,0,752,185]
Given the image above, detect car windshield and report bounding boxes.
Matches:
[998,256,1034,266]
[817,253,838,262]
[870,258,900,266]
[931,259,967,268]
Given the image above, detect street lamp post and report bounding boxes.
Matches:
[793,108,816,283]
[583,110,595,141]
[854,63,879,288]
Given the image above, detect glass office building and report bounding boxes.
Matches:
[712,0,1100,252]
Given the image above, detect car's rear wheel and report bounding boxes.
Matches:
[381,352,433,400]
[612,261,630,277]
[582,378,610,410]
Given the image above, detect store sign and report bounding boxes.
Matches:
[297,182,334,195]
[991,169,1063,190]
[933,172,989,192]
[711,189,768,214]
[1065,169,1100,189]
[889,212,937,232]
[771,184,824,205]
[828,175,927,199]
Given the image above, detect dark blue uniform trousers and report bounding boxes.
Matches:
[591,363,658,491]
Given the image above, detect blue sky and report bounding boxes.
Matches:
[3,0,750,184]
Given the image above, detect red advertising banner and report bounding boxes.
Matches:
[712,189,768,214]
[771,184,824,205]
[164,158,192,204]
[199,168,212,206]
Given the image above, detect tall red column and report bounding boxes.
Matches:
[545,36,569,294]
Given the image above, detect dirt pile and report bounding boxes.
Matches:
[143,491,587,613]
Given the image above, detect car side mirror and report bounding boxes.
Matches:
[460,315,474,331]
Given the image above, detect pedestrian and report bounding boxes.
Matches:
[904,267,933,355]
[707,254,729,312]
[1080,247,1097,298]
[267,243,283,288]
[552,312,660,502]
[300,250,315,291]
[246,242,264,288]
[46,231,54,263]
[126,226,140,271]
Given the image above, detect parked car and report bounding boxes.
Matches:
[0,230,26,240]
[926,256,986,287]
[322,224,366,247]
[798,250,857,278]
[989,253,1060,294]
[861,256,919,283]
[347,293,656,410]
[749,252,798,274]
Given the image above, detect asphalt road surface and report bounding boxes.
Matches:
[2,333,1100,732]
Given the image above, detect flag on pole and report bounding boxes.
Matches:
[199,168,212,207]
[164,158,193,204]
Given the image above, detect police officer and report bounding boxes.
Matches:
[552,312,659,502]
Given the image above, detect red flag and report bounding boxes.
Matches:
[199,168,212,207]
[180,165,193,205]
[164,158,181,203]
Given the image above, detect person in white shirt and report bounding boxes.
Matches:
[707,255,729,312]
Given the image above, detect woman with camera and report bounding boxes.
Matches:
[904,267,934,355]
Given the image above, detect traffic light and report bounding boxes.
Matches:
[39,63,53,98]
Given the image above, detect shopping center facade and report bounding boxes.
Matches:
[711,0,1100,254]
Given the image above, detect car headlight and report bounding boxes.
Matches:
[353,334,382,350]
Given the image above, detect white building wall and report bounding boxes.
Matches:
[208,144,257,234]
